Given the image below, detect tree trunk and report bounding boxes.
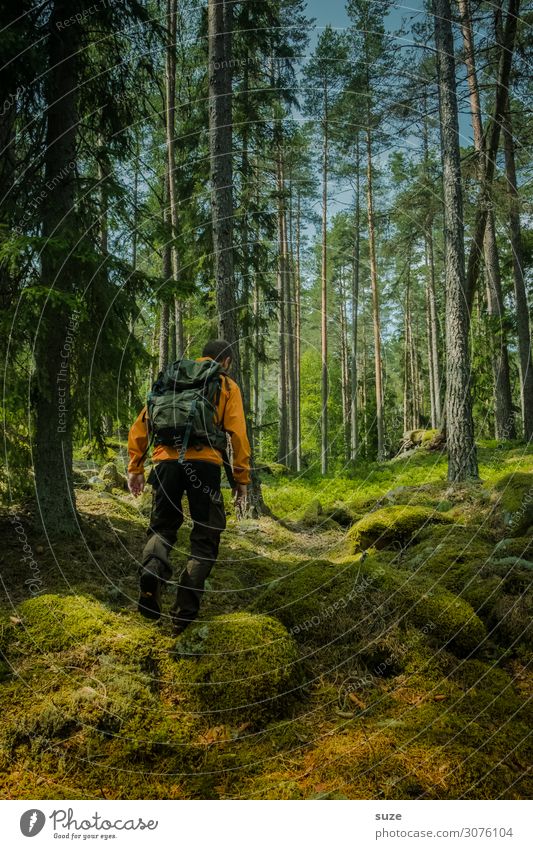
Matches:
[276,144,289,465]
[464,0,521,314]
[433,0,478,481]
[425,232,441,428]
[295,190,302,471]
[503,103,533,440]
[165,0,183,357]
[320,83,329,475]
[339,270,351,463]
[159,301,169,372]
[285,180,298,470]
[350,135,360,461]
[366,119,384,459]
[34,1,80,535]
[208,0,239,375]
[459,0,515,440]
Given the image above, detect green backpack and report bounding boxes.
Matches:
[146,358,227,461]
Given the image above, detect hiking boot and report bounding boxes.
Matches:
[138,559,163,620]
[170,609,193,636]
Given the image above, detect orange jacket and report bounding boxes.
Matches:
[128,357,251,485]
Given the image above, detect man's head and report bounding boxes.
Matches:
[202,339,234,372]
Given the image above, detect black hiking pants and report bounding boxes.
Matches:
[142,460,226,623]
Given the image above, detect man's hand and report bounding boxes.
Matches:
[128,472,145,497]
[232,483,248,511]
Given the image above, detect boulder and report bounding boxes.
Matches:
[492,472,533,536]
[349,505,454,551]
[172,612,302,724]
[100,461,127,490]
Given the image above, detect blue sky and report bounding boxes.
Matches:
[305,0,427,48]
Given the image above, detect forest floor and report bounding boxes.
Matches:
[0,439,532,799]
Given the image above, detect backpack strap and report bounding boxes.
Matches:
[178,398,198,463]
[137,408,154,470]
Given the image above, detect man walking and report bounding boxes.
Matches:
[128,339,250,635]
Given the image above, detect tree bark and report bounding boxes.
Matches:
[208,0,239,375]
[350,135,360,461]
[366,119,384,460]
[34,1,80,534]
[276,143,289,465]
[295,189,302,471]
[464,0,521,314]
[339,270,351,463]
[433,0,478,480]
[503,103,533,440]
[165,0,183,356]
[321,82,329,474]
[459,0,515,439]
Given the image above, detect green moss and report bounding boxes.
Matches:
[492,471,533,535]
[13,594,117,654]
[359,555,487,656]
[349,505,454,551]
[404,525,496,592]
[171,612,301,725]
[493,536,533,561]
[253,558,382,660]
[409,428,439,446]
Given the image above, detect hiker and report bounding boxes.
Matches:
[127,339,251,635]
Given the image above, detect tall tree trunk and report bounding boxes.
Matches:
[276,144,289,465]
[459,0,515,439]
[321,82,329,474]
[464,0,521,314]
[34,1,80,534]
[285,180,297,471]
[361,286,368,455]
[295,189,302,471]
[149,319,158,387]
[366,118,384,459]
[339,270,351,463]
[422,101,442,428]
[433,0,478,481]
[165,0,183,356]
[503,103,533,440]
[159,302,169,372]
[350,135,360,461]
[208,0,239,375]
[253,270,261,451]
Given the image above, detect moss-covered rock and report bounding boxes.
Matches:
[492,472,533,536]
[100,461,126,490]
[253,558,382,658]
[404,525,496,592]
[171,612,301,725]
[0,595,200,784]
[349,505,454,551]
[357,555,487,656]
[486,593,533,652]
[13,594,118,654]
